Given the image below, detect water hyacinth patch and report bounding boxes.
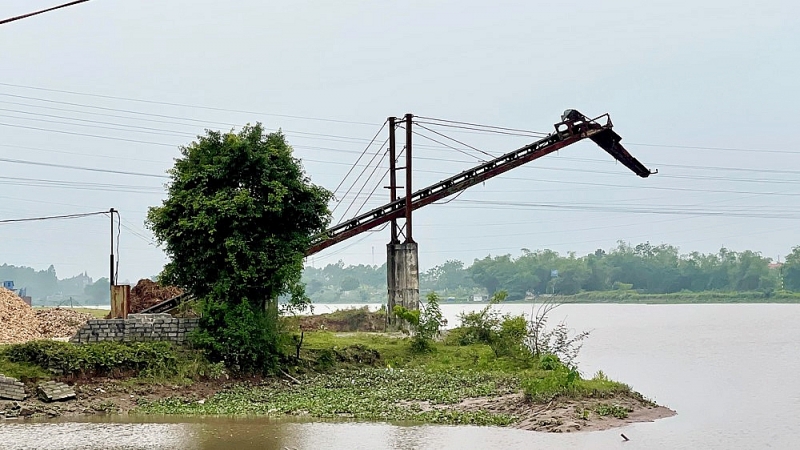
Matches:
[137,368,519,426]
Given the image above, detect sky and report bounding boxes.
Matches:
[1,0,799,283]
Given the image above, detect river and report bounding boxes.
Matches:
[2,303,798,449]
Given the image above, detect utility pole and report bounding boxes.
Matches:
[109,208,115,287]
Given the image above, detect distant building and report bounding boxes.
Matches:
[769,263,783,270]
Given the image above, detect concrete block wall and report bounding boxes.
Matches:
[70,314,200,344]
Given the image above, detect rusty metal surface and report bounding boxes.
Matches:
[307,111,654,256]
[110,284,131,319]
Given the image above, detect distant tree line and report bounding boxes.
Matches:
[303,242,800,301]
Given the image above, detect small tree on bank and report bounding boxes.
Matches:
[147,124,332,372]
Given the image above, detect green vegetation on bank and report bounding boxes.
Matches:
[134,298,636,426]
[0,341,224,384]
[136,333,631,425]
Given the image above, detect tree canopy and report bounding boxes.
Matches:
[147,124,332,311]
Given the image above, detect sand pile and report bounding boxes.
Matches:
[35,308,94,339]
[130,279,183,313]
[0,287,42,344]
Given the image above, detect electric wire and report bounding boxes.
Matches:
[0,211,106,224]
[0,0,91,26]
[0,82,377,126]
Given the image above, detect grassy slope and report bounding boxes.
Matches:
[137,332,635,426]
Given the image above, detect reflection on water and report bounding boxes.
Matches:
[3,303,800,449]
[0,416,639,450]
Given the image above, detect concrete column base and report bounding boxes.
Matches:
[387,241,420,325]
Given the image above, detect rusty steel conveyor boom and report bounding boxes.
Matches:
[307,110,656,255]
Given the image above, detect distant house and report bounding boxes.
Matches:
[769,263,783,270]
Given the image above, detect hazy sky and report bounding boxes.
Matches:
[1,0,799,283]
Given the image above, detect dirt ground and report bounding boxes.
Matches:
[398,392,675,433]
[0,379,225,419]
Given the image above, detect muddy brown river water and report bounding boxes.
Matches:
[2,303,799,449]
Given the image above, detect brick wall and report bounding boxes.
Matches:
[70,314,200,344]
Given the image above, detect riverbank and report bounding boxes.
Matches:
[310,290,800,305]
[0,331,674,432]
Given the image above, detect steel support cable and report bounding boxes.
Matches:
[413,120,546,138]
[414,115,549,137]
[412,123,496,159]
[331,120,387,196]
[406,128,486,162]
[337,147,391,223]
[0,0,90,26]
[331,136,390,215]
[312,224,389,262]
[352,146,406,218]
[0,211,106,224]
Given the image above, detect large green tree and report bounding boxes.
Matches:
[147,124,332,371]
[783,247,800,291]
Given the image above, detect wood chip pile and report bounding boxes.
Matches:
[35,308,94,339]
[0,287,41,344]
[130,279,183,313]
[0,287,95,344]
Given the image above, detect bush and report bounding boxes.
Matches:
[522,365,579,403]
[394,292,446,353]
[2,340,185,378]
[192,298,285,374]
[451,291,528,358]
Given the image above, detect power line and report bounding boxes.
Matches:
[0,0,91,26]
[0,156,169,178]
[0,210,106,224]
[0,82,377,126]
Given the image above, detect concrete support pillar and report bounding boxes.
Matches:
[387,242,420,325]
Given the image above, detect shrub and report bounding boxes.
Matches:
[595,403,631,419]
[2,340,185,378]
[394,292,446,353]
[525,300,590,368]
[522,365,579,403]
[192,298,285,374]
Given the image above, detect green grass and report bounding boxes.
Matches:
[136,330,633,426]
[0,355,50,382]
[0,341,224,384]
